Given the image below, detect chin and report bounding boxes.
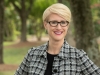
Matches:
[53,37,64,42]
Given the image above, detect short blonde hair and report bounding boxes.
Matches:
[43,3,71,22]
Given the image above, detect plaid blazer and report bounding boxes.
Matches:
[14,40,100,75]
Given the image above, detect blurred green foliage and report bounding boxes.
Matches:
[3,0,100,42]
[4,0,57,41]
[91,0,100,37]
[4,3,20,41]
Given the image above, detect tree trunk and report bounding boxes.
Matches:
[0,0,4,64]
[20,0,27,42]
[20,13,27,42]
[11,0,34,42]
[69,0,100,66]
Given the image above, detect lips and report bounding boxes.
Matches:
[54,31,63,35]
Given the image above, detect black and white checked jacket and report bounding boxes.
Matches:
[15,40,100,75]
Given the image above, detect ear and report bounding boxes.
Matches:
[67,24,70,28]
[43,21,48,29]
[67,23,70,31]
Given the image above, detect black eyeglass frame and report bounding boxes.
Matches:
[47,21,69,27]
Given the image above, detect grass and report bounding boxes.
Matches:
[0,71,15,75]
[0,41,33,75]
[4,47,30,64]
[3,41,16,46]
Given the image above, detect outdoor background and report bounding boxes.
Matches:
[0,0,100,75]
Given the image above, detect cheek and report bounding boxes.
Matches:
[64,27,69,32]
[66,26,69,31]
[63,28,69,35]
[66,28,69,31]
[47,28,52,32]
[47,27,55,34]
[45,26,51,32]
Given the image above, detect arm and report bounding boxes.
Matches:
[79,50,100,75]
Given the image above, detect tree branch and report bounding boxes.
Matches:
[27,0,34,15]
[11,1,21,14]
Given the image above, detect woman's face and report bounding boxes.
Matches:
[44,13,69,41]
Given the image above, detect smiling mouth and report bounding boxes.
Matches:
[54,31,63,35]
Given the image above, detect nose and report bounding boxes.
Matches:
[56,23,62,29]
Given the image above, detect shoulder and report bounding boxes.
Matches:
[63,41,86,58]
[68,45,87,58]
[68,46,90,64]
[27,43,47,56]
[69,46,91,64]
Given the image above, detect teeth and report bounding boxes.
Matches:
[54,31,62,35]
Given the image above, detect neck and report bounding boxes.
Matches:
[47,39,64,54]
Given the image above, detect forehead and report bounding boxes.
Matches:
[47,13,66,21]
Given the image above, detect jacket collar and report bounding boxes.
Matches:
[36,40,71,59]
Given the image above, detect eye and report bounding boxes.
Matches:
[61,21,66,24]
[51,21,57,24]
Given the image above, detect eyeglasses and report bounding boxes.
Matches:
[47,20,69,27]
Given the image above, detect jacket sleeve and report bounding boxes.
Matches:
[79,50,100,75]
[14,48,33,75]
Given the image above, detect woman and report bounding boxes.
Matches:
[15,3,100,75]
